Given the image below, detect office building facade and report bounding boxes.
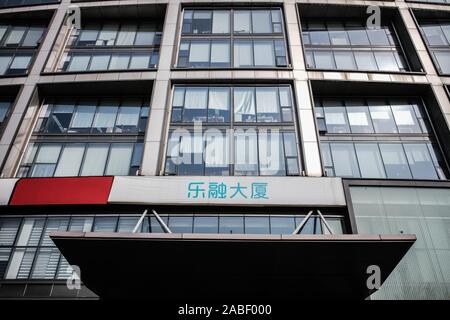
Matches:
[0,0,449,300]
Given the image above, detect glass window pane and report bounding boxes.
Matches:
[46,102,74,133]
[30,248,60,279]
[355,144,386,178]
[115,102,140,133]
[329,29,349,45]
[0,56,12,75]
[168,216,193,233]
[379,144,412,179]
[35,144,61,163]
[234,130,258,175]
[5,27,26,45]
[323,101,350,133]
[219,216,244,234]
[129,54,150,69]
[354,52,377,71]
[80,144,109,176]
[368,100,397,133]
[330,143,360,178]
[245,216,270,234]
[68,55,90,71]
[252,11,272,33]
[89,54,110,71]
[279,87,292,107]
[348,28,370,45]
[54,144,85,176]
[374,51,399,71]
[96,24,118,46]
[234,40,253,67]
[92,101,118,133]
[270,216,295,234]
[78,27,99,45]
[210,40,230,67]
[205,133,229,175]
[193,216,218,233]
[105,143,134,175]
[253,41,275,66]
[69,101,96,133]
[256,87,280,122]
[208,87,230,122]
[334,51,356,70]
[234,87,255,122]
[422,25,448,46]
[434,51,450,74]
[313,51,335,69]
[135,25,155,45]
[109,55,130,70]
[404,144,438,180]
[367,29,390,46]
[117,217,140,232]
[116,25,136,45]
[391,100,421,133]
[184,87,207,122]
[9,55,32,70]
[212,11,230,34]
[345,100,374,133]
[189,41,210,66]
[0,218,21,246]
[234,11,251,33]
[93,217,117,232]
[22,27,44,47]
[259,131,285,176]
[192,11,212,34]
[310,31,330,45]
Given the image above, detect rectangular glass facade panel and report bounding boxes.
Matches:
[350,186,450,299]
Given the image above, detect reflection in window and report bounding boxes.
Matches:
[302,19,409,72]
[317,97,446,180]
[19,142,143,178]
[419,20,450,74]
[179,8,287,69]
[166,85,299,176]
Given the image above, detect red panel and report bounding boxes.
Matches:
[9,177,114,206]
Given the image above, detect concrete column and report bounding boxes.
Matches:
[140,0,180,176]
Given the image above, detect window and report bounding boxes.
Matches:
[419,20,450,74]
[0,212,345,279]
[179,8,287,69]
[57,21,161,72]
[166,85,300,176]
[0,100,13,131]
[19,97,149,177]
[316,97,446,180]
[302,19,409,72]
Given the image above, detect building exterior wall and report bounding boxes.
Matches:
[0,0,449,300]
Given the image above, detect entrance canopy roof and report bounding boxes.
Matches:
[51,232,415,300]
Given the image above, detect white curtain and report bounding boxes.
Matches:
[254,41,275,66]
[234,88,255,120]
[54,144,85,176]
[36,145,61,163]
[255,87,278,113]
[81,144,109,176]
[97,24,118,46]
[209,88,229,111]
[185,88,208,109]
